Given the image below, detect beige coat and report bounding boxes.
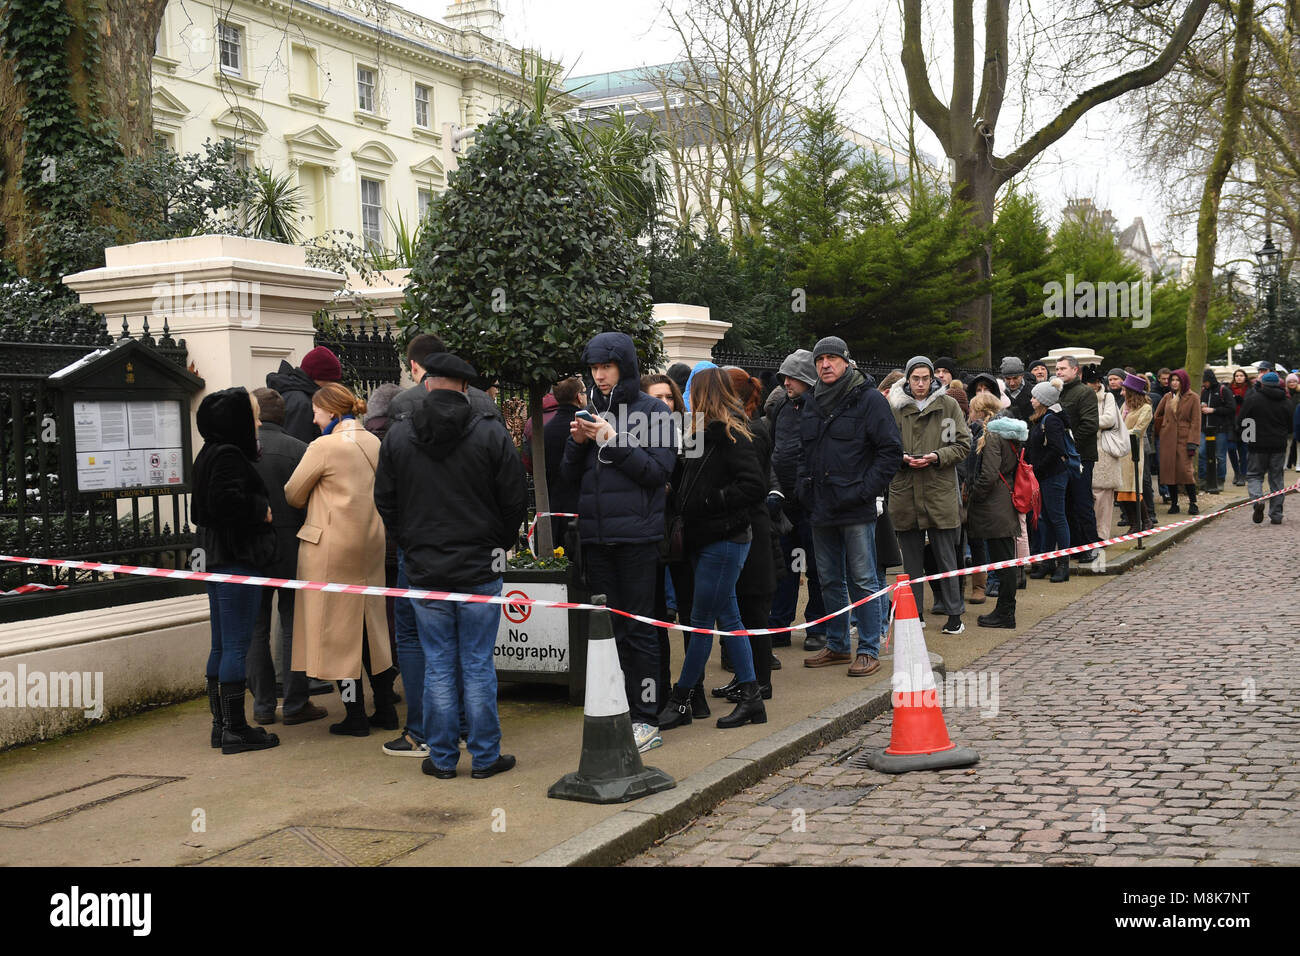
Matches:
[1092,388,1125,491]
[1119,402,1152,494]
[285,418,392,681]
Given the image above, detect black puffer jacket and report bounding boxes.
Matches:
[374,389,528,589]
[193,387,277,571]
[388,380,500,424]
[673,419,765,549]
[265,362,320,444]
[769,389,804,504]
[561,333,677,544]
[797,373,903,527]
[1239,382,1293,452]
[1200,372,1235,434]
[1026,408,1072,479]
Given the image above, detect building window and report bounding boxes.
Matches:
[361,178,383,250]
[415,84,431,128]
[358,66,376,113]
[218,23,242,76]
[417,188,434,219]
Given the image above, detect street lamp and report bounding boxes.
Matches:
[1255,232,1281,318]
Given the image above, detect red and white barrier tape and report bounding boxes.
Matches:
[2,483,1295,637]
[525,511,579,554]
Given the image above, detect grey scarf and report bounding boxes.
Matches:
[815,368,866,415]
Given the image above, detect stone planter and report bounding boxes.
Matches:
[495,567,589,705]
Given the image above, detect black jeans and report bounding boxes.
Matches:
[738,591,773,686]
[584,541,661,724]
[1066,460,1099,545]
[246,588,309,717]
[986,537,1016,617]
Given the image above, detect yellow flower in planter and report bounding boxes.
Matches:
[553,546,565,558]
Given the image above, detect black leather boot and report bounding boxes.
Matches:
[367,666,400,729]
[726,681,773,702]
[711,675,742,699]
[1028,561,1051,579]
[691,683,711,719]
[220,681,280,754]
[330,679,371,736]
[1049,558,1070,583]
[716,681,767,728]
[207,676,222,749]
[656,683,694,731]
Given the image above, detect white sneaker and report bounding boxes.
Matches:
[633,722,662,753]
[941,617,966,635]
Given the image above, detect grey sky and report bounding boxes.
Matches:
[409,0,1219,257]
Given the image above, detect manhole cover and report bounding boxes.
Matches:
[197,826,440,867]
[0,774,184,828]
[762,784,878,810]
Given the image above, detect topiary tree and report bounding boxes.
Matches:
[401,106,662,558]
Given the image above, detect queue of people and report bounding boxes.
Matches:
[193,338,1296,766]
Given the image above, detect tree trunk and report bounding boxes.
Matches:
[1186,0,1254,376]
[0,0,168,271]
[528,383,554,559]
[952,156,997,365]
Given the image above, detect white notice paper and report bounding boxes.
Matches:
[76,452,117,491]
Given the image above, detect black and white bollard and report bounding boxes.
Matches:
[548,596,676,804]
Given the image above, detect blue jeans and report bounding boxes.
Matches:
[1199,432,1228,487]
[206,566,262,684]
[1035,471,1071,555]
[412,577,503,771]
[1247,451,1285,520]
[678,539,754,688]
[768,516,827,635]
[811,522,883,657]
[394,550,425,743]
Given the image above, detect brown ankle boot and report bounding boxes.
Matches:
[969,571,987,604]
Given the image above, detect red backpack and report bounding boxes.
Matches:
[1000,446,1042,527]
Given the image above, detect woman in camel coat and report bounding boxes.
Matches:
[1118,373,1153,530]
[1153,368,1202,514]
[285,382,396,736]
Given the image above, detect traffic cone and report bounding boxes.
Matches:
[548,595,676,804]
[858,575,979,773]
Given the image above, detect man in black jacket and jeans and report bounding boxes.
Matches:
[1240,371,1292,525]
[798,337,903,677]
[245,388,328,727]
[374,351,527,780]
[767,349,828,651]
[561,332,677,752]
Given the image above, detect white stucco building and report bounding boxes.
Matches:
[151,0,547,250]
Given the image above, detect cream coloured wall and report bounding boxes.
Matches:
[151,0,545,251]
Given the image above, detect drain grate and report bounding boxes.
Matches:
[197,826,441,867]
[761,784,878,810]
[0,774,184,828]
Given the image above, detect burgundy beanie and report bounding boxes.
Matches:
[301,346,342,382]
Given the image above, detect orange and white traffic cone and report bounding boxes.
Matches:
[860,574,979,773]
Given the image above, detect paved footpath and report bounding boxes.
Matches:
[629,504,1300,866]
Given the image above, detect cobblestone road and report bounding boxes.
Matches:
[629,504,1300,866]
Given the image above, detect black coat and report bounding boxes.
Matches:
[769,389,803,502]
[673,420,765,550]
[374,389,528,590]
[1239,383,1293,452]
[1026,409,1071,480]
[560,332,676,544]
[736,417,778,597]
[265,362,320,444]
[193,388,277,571]
[543,403,581,516]
[1005,382,1034,421]
[797,374,903,527]
[1200,375,1235,434]
[252,423,307,579]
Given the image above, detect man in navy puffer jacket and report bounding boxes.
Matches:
[562,332,677,742]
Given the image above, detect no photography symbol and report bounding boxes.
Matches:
[504,590,531,624]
